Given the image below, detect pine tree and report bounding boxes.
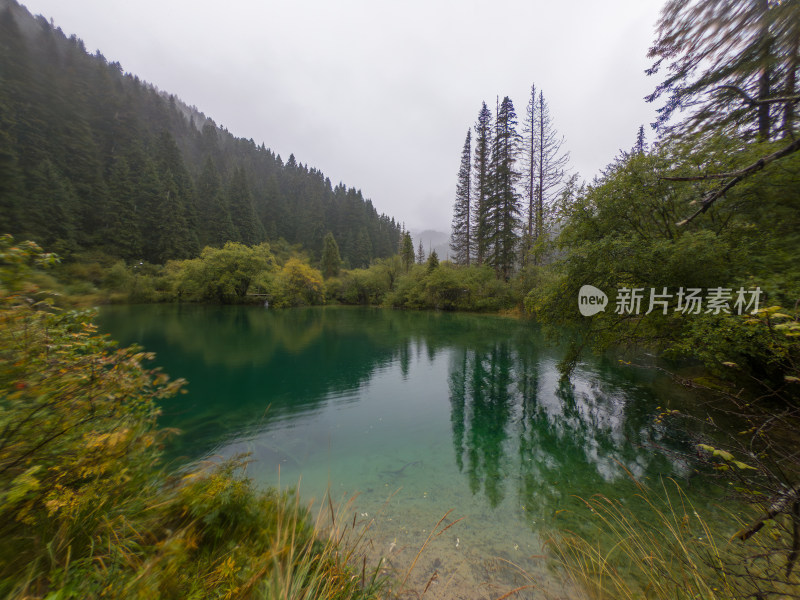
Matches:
[450,130,472,265]
[152,131,199,259]
[320,232,342,278]
[487,96,521,280]
[417,239,425,265]
[0,129,23,235]
[131,151,162,263]
[152,170,189,262]
[103,155,141,259]
[635,125,646,154]
[24,159,78,254]
[197,157,235,247]
[228,166,265,246]
[426,249,439,273]
[472,103,493,266]
[400,231,414,272]
[353,227,373,268]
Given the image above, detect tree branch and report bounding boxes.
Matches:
[668,136,800,225]
[733,484,800,542]
[714,85,800,107]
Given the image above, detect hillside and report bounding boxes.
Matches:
[0,0,401,267]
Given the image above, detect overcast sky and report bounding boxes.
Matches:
[20,0,666,232]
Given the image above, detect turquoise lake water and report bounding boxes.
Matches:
[97,305,713,599]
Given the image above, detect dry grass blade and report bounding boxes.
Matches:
[422,571,438,595]
[396,509,460,594]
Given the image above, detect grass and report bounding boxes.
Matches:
[254,487,389,600]
[542,476,800,600]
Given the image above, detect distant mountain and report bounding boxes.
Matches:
[0,0,401,266]
[410,229,450,261]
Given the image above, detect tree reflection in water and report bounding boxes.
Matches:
[449,337,693,518]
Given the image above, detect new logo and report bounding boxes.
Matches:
[578,285,608,316]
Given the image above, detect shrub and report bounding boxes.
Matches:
[271,258,325,307]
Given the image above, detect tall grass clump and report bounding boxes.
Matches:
[545,476,800,600]
[258,491,389,600]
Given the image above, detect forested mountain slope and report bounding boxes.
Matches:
[0,0,401,266]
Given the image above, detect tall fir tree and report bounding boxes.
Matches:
[487,96,521,280]
[24,159,77,254]
[0,130,22,234]
[227,166,265,246]
[450,129,472,265]
[320,231,342,278]
[151,130,199,260]
[103,155,141,259]
[635,124,646,154]
[353,227,373,268]
[197,157,236,247]
[417,239,425,265]
[426,249,439,273]
[400,231,414,272]
[472,103,493,266]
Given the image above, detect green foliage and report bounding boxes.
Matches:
[449,129,472,265]
[170,242,276,303]
[0,233,58,291]
[526,145,800,375]
[425,249,439,273]
[516,27,800,598]
[320,232,342,279]
[270,258,325,308]
[400,232,414,273]
[385,262,514,312]
[329,267,389,305]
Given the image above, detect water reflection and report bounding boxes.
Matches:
[98,305,694,512]
[447,338,692,516]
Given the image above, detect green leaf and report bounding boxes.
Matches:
[713,449,734,462]
[5,466,42,504]
[733,460,757,471]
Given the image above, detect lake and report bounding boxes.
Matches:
[97,304,713,599]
